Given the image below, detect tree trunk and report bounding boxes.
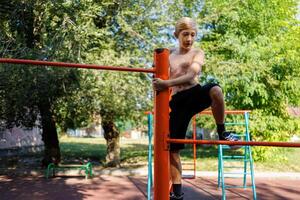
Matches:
[102,120,120,167]
[39,101,61,167]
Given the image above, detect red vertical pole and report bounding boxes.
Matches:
[154,48,170,200]
[193,116,197,178]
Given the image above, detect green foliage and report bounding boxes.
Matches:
[1,0,299,162]
[250,110,300,161]
[50,0,165,128]
[199,0,300,160]
[0,0,83,130]
[0,0,162,131]
[200,0,300,114]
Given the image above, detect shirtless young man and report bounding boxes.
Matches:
[153,17,240,200]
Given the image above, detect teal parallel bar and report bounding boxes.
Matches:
[225,122,246,126]
[224,172,251,175]
[217,111,257,200]
[147,113,153,200]
[245,112,257,199]
[223,166,245,169]
[225,185,253,189]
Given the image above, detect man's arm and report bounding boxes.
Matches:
[153,50,204,91]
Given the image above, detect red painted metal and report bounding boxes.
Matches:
[0,58,155,73]
[200,110,251,115]
[193,116,197,178]
[153,48,170,200]
[167,139,300,147]
[144,111,154,115]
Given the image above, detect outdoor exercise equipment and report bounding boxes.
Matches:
[145,112,197,200]
[146,110,256,200]
[46,162,93,180]
[145,111,153,200]
[0,48,170,200]
[213,111,256,200]
[1,48,300,200]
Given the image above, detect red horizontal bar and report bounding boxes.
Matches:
[0,58,155,73]
[200,110,251,115]
[167,139,300,148]
[144,111,154,114]
[144,110,251,115]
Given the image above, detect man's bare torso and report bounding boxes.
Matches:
[169,48,200,95]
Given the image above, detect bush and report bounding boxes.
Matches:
[250,110,300,161]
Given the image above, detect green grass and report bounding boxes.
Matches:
[59,136,107,164]
[2,137,299,173]
[59,136,300,172]
[59,136,150,167]
[253,147,300,172]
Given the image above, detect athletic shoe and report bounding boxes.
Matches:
[170,192,184,200]
[219,131,242,150]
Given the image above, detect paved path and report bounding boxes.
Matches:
[1,173,300,200]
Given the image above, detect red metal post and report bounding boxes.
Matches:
[153,48,170,200]
[193,116,197,178]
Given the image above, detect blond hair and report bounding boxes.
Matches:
[174,17,197,38]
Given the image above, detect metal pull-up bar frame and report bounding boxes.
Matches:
[2,48,300,200]
[0,48,171,200]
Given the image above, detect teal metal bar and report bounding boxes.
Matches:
[218,111,257,200]
[219,145,226,200]
[223,166,245,169]
[218,145,221,187]
[223,156,246,159]
[245,112,257,199]
[243,112,249,188]
[221,145,246,150]
[223,159,250,162]
[223,172,251,175]
[147,113,153,200]
[225,122,246,126]
[225,185,253,189]
[224,176,245,179]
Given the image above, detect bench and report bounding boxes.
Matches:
[46,162,93,179]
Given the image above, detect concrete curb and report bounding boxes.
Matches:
[92,168,300,179]
[2,167,300,179]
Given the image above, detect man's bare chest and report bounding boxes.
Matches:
[169,53,195,75]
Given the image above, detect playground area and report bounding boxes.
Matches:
[1,117,300,200]
[1,171,300,200]
[1,3,300,199]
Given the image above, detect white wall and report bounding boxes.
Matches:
[0,127,43,149]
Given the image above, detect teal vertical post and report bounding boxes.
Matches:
[243,112,248,188]
[219,145,226,200]
[245,112,257,200]
[218,145,221,187]
[147,112,153,200]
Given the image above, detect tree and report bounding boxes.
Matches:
[199,0,300,112]
[0,0,83,166]
[197,0,300,160]
[0,0,167,167]
[62,0,167,166]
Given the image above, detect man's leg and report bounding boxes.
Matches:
[209,86,225,125]
[209,85,240,143]
[170,150,184,199]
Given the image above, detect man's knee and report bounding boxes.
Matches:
[209,86,223,99]
[170,151,180,163]
[170,150,180,157]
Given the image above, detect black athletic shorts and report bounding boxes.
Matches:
[169,83,220,151]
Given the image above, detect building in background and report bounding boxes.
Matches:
[67,123,104,138]
[0,126,44,156]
